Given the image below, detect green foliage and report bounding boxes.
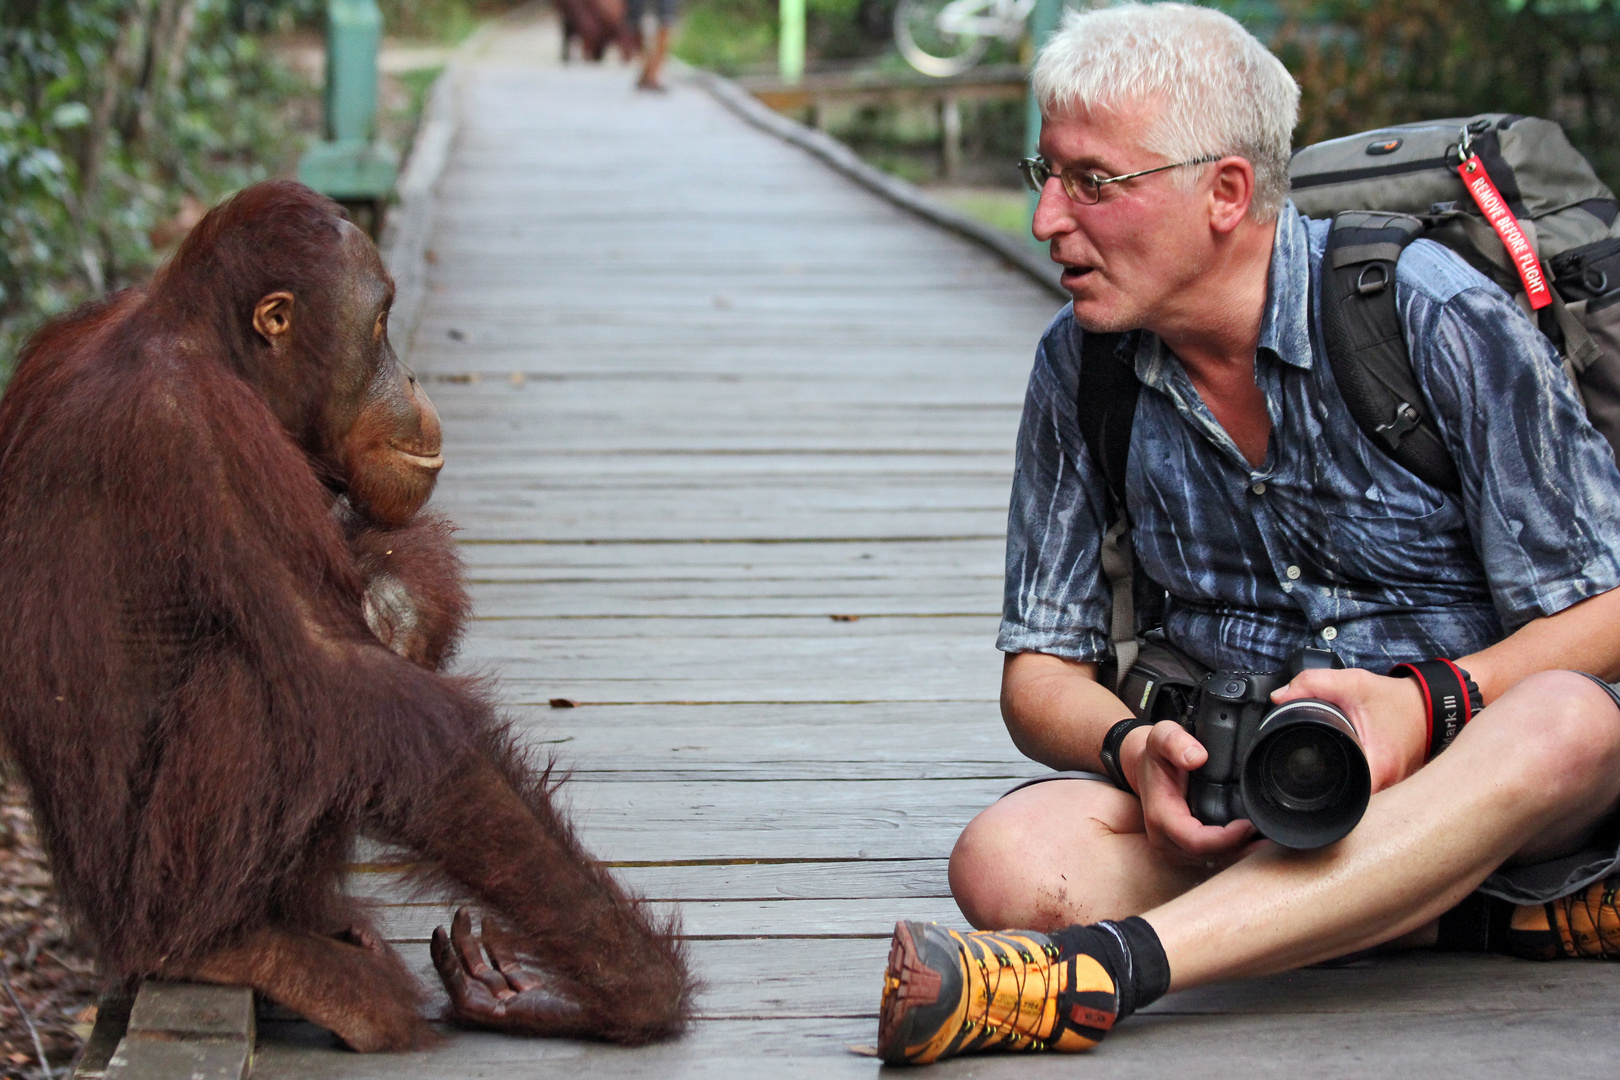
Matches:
[673,0,776,73]
[674,0,898,73]
[376,0,480,41]
[1274,0,1620,191]
[0,0,315,371]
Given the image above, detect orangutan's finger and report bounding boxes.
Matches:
[448,908,511,997]
[432,925,505,1017]
[482,917,546,994]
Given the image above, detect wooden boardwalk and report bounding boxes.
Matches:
[252,13,1620,1079]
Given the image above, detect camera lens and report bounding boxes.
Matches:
[1239,698,1370,849]
[1259,727,1349,813]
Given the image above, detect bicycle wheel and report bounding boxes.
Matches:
[895,0,992,78]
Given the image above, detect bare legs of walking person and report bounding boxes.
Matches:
[627,0,677,91]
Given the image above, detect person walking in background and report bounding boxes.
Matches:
[629,0,678,90]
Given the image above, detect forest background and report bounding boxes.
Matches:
[3,0,1620,366]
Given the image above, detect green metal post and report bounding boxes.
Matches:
[324,0,382,142]
[298,0,398,209]
[780,0,806,86]
[1024,0,1066,242]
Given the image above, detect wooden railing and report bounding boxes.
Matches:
[733,64,1027,181]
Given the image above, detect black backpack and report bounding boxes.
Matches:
[1082,114,1620,686]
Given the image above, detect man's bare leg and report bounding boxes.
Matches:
[883,672,1620,1064]
[950,779,1215,929]
[956,671,1620,983]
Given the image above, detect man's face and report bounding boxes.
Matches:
[1034,101,1216,334]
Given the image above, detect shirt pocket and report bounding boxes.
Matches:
[1324,493,1468,587]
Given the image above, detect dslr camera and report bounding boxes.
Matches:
[1186,647,1370,849]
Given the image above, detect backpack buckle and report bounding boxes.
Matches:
[1357,263,1391,296]
[1374,402,1423,451]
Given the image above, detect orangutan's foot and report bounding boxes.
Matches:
[432,908,587,1036]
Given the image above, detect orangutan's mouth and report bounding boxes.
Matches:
[393,447,444,471]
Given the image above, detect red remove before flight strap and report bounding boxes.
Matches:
[1457,154,1553,310]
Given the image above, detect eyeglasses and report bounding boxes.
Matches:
[1018,154,1222,204]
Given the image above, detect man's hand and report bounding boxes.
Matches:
[1122,721,1258,866]
[1271,668,1428,792]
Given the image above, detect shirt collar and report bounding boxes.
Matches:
[1259,201,1313,370]
[1131,200,1315,387]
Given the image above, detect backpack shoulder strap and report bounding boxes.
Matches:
[1074,329,1137,518]
[1321,211,1462,496]
[1074,329,1139,690]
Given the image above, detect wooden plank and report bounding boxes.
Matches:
[252,1018,881,1080]
[103,1040,250,1080]
[351,939,1620,1025]
[350,777,1026,863]
[99,983,254,1080]
[496,701,1031,780]
[345,858,953,903]
[449,631,1006,704]
[366,895,962,941]
[125,983,254,1039]
[252,997,1620,1080]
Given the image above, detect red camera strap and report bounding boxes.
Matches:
[1458,154,1553,310]
[1391,659,1481,760]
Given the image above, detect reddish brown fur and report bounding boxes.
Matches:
[0,181,689,1048]
[557,0,638,62]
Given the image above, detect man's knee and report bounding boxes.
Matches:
[1483,670,1620,795]
[948,780,1138,930]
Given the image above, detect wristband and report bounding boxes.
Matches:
[1099,717,1152,796]
[1390,659,1482,759]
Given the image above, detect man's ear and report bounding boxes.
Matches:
[1208,157,1256,234]
[252,291,295,343]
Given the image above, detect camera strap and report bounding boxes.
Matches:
[1076,330,1139,691]
[1390,659,1482,758]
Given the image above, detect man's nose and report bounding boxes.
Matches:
[1031,180,1077,243]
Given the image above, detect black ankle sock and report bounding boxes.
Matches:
[1435,892,1516,953]
[1048,916,1171,1019]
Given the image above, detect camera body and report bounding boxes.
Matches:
[1186,647,1371,849]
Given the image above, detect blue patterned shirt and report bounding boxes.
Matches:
[998,205,1620,673]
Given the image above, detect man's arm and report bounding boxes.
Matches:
[1002,650,1259,862]
[1459,584,1620,700]
[1278,583,1620,792]
[999,651,1132,771]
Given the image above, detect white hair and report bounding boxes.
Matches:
[1031,2,1299,220]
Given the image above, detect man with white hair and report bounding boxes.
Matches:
[877,2,1620,1065]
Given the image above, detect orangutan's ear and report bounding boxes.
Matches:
[252,292,296,342]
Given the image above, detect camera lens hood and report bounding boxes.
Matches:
[1240,699,1370,850]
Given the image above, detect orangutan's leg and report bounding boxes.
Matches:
[167,926,436,1052]
[395,750,690,1043]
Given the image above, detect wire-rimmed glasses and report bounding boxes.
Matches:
[1018,154,1223,204]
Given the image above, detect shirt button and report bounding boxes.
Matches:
[1282,581,1294,593]
[1286,565,1301,580]
[1322,626,1339,641]
[1251,481,1267,495]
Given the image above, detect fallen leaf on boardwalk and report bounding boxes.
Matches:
[548,698,579,709]
[830,614,860,622]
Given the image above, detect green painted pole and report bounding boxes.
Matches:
[1025,0,1066,241]
[780,0,806,85]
